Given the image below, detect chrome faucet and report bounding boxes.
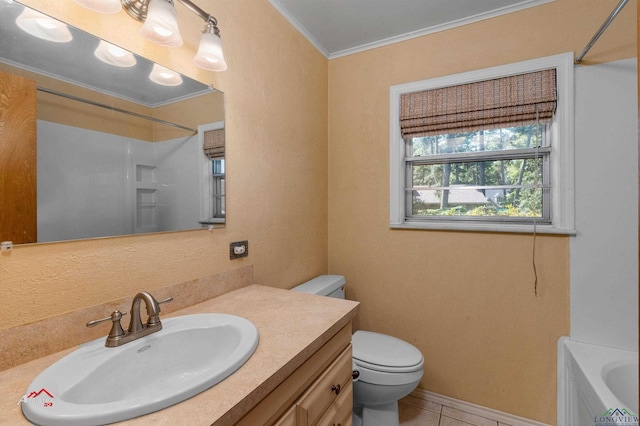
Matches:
[87,291,173,347]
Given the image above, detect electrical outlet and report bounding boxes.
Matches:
[230,240,248,259]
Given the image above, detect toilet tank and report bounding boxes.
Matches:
[291,275,346,299]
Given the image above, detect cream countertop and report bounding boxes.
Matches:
[0,284,359,425]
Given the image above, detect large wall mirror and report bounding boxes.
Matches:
[0,1,225,245]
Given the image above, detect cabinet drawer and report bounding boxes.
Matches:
[316,380,352,426]
[274,406,296,426]
[297,345,352,425]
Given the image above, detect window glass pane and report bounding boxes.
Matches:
[212,158,225,175]
[410,125,545,157]
[411,158,544,219]
[210,159,225,219]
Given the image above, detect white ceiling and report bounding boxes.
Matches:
[269,0,554,59]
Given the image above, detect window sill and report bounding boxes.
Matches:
[390,221,576,235]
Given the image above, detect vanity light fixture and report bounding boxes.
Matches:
[149,63,183,86]
[74,0,227,71]
[72,0,122,14]
[193,20,227,71]
[15,8,72,43]
[94,40,137,67]
[139,0,182,47]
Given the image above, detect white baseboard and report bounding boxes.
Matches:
[410,388,551,426]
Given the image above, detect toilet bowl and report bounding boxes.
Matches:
[292,275,424,426]
[351,330,424,426]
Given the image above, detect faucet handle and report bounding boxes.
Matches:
[145,296,173,327]
[87,310,127,344]
[86,310,127,327]
[158,297,174,307]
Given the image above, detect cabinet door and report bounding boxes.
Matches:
[0,71,37,243]
[296,346,352,426]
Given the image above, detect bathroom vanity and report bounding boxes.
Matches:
[0,284,359,425]
[238,326,353,425]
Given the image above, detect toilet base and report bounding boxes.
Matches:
[352,406,363,426]
[352,401,399,426]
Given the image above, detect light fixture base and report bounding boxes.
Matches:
[203,19,220,37]
[121,0,148,22]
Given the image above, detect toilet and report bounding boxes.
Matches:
[292,275,424,426]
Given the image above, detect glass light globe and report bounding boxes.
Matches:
[193,31,227,72]
[140,0,183,47]
[72,0,122,14]
[15,8,72,43]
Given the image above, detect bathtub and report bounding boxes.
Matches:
[558,337,639,426]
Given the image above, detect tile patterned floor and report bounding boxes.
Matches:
[399,394,514,426]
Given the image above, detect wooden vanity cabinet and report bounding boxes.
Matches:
[295,347,352,425]
[236,324,353,426]
[273,406,296,426]
[275,379,352,426]
[314,380,353,426]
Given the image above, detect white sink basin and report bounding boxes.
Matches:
[21,313,259,425]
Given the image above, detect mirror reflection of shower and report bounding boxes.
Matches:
[36,104,223,242]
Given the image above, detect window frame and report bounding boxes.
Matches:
[389,53,575,234]
[198,121,226,225]
[405,127,552,223]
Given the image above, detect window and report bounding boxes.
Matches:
[209,157,226,220]
[199,122,226,224]
[390,53,575,234]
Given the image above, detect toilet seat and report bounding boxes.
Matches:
[354,358,423,374]
[352,331,424,373]
[354,361,424,386]
[352,331,424,386]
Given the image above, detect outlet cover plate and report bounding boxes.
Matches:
[230,240,248,259]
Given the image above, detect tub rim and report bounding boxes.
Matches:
[558,336,638,425]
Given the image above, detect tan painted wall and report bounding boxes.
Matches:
[327,0,636,424]
[152,91,225,141]
[0,0,328,329]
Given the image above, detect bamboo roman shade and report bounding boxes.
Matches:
[203,128,225,159]
[400,69,557,138]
